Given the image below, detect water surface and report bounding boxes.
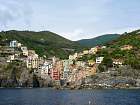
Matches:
[0,88,140,105]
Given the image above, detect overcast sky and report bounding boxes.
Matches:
[0,0,140,40]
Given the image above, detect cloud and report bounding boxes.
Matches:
[0,0,32,29]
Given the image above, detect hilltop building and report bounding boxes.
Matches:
[75,61,86,67]
[121,45,133,50]
[89,47,98,54]
[113,59,123,65]
[21,47,28,56]
[26,50,39,68]
[7,55,15,62]
[88,60,95,66]
[83,50,89,55]
[10,40,18,48]
[69,53,78,60]
[96,57,104,64]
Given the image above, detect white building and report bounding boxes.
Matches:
[101,46,107,49]
[40,62,53,79]
[69,53,78,60]
[62,59,73,79]
[17,43,22,48]
[63,59,73,72]
[7,55,15,62]
[76,61,86,67]
[113,59,123,65]
[10,40,18,47]
[96,57,104,64]
[69,55,74,60]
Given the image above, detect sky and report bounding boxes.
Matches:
[0,0,140,41]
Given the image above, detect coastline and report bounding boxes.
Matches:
[0,86,140,90]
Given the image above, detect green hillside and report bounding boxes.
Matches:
[101,29,140,69]
[108,30,140,48]
[76,29,140,71]
[77,34,120,47]
[0,30,83,59]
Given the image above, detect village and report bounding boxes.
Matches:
[0,39,139,89]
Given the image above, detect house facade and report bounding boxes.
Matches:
[10,40,18,48]
[96,57,104,64]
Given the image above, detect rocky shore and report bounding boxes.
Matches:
[0,57,140,89]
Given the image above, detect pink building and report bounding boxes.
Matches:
[51,68,60,80]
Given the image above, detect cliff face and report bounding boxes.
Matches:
[0,59,30,87]
[0,60,52,88]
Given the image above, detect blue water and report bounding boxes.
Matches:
[0,88,140,105]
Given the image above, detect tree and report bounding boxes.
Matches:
[102,56,113,67]
[98,64,107,72]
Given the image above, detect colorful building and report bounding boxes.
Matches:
[51,67,60,80]
[51,60,63,80]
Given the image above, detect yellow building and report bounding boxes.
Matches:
[85,66,96,77]
[69,55,74,60]
[17,43,22,48]
[26,50,39,68]
[28,50,36,56]
[89,47,98,54]
[121,45,133,50]
[83,50,89,55]
[69,53,78,60]
[26,57,39,68]
[21,47,28,56]
[88,60,95,66]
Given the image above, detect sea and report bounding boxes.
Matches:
[0,88,140,105]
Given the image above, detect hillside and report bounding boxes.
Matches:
[0,30,83,59]
[108,30,140,48]
[76,29,140,71]
[101,29,140,70]
[76,29,140,82]
[77,34,120,47]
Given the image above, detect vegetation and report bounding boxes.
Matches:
[77,34,120,47]
[77,29,140,71]
[77,54,96,62]
[107,29,140,70]
[0,30,83,59]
